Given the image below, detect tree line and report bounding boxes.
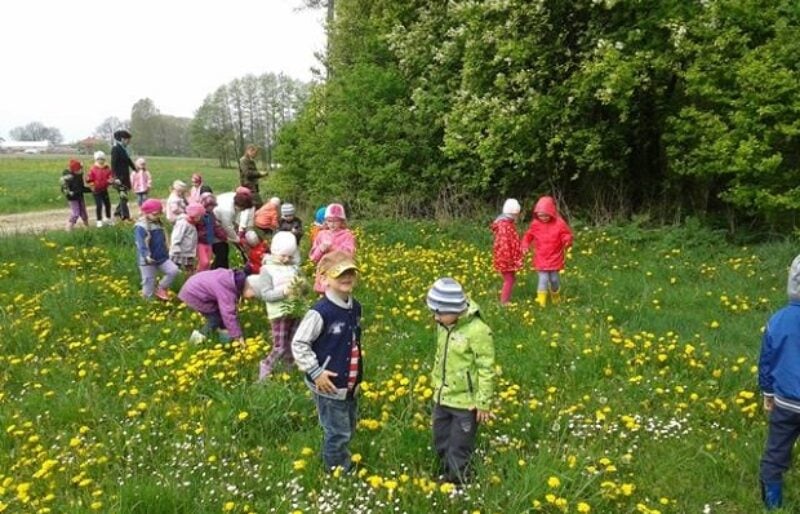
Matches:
[275,0,800,228]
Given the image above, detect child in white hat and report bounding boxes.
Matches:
[491,198,523,304]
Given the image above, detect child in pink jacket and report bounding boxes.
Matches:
[131,158,152,207]
[309,203,356,293]
[521,196,573,307]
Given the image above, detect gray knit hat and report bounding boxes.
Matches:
[426,277,468,314]
[788,254,800,300]
[281,203,296,216]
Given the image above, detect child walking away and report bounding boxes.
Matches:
[251,232,305,380]
[61,159,91,230]
[521,196,573,307]
[759,254,800,510]
[309,205,327,245]
[135,199,179,301]
[291,251,362,472]
[170,203,205,275]
[166,180,189,223]
[426,278,495,485]
[244,230,268,275]
[131,158,153,207]
[309,204,356,293]
[178,268,260,345]
[87,151,113,227]
[491,199,523,305]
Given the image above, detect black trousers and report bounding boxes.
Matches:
[211,242,229,269]
[92,191,111,220]
[761,404,800,484]
[432,404,477,483]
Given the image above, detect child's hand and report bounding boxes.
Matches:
[314,370,338,394]
[764,396,775,413]
[475,409,495,424]
[144,256,155,265]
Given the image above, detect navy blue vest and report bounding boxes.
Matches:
[308,296,363,390]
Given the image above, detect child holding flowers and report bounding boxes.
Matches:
[135,199,179,301]
[250,232,307,380]
[426,277,495,484]
[178,268,261,345]
[491,198,523,305]
[309,204,356,293]
[521,195,573,307]
[291,251,362,472]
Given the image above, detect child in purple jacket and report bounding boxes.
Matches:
[178,268,260,344]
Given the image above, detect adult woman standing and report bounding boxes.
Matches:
[111,129,136,221]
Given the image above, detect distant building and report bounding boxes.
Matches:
[0,140,52,154]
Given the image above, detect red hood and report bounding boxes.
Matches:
[533,196,558,219]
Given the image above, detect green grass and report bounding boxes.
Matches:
[0,155,242,214]
[0,218,796,512]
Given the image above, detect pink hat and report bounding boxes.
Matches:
[234,186,252,198]
[140,199,163,215]
[200,192,217,208]
[186,202,205,220]
[325,203,346,220]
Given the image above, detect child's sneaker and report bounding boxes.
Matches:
[154,288,170,301]
[96,220,104,228]
[189,330,207,344]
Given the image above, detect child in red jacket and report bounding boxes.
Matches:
[491,199,523,305]
[521,196,573,307]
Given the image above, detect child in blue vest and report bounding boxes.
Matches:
[759,254,800,509]
[291,250,362,472]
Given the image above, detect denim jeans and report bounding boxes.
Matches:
[201,311,225,334]
[761,404,800,483]
[314,393,357,471]
[537,271,561,292]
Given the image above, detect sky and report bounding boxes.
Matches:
[0,0,325,143]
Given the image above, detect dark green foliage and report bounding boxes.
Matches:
[275,0,800,228]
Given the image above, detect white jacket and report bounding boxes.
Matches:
[213,192,254,243]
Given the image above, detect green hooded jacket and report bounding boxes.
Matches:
[431,300,495,411]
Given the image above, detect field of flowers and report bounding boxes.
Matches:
[0,218,796,513]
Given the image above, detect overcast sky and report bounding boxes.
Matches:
[0,0,325,142]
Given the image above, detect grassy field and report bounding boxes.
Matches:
[0,155,240,215]
[0,212,796,512]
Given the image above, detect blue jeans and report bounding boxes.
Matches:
[761,404,800,484]
[537,271,561,292]
[314,393,357,471]
[136,192,148,206]
[201,311,225,334]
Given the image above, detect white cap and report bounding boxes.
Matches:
[502,198,521,215]
[93,151,106,161]
[271,231,297,257]
[244,230,260,247]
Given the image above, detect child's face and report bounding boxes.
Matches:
[145,212,161,222]
[327,218,343,230]
[276,253,293,264]
[434,312,460,327]
[324,269,357,296]
[284,214,295,222]
[536,213,552,222]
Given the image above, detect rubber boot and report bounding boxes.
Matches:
[535,291,547,308]
[550,290,561,305]
[762,481,783,510]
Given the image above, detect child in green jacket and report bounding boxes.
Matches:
[426,277,495,484]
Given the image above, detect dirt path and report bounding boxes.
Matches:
[0,209,110,236]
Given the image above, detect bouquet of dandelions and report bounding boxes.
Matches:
[285,273,312,318]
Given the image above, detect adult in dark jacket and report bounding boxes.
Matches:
[111,129,136,221]
[238,144,267,208]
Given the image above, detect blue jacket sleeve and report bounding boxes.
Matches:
[134,225,150,262]
[759,323,775,396]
